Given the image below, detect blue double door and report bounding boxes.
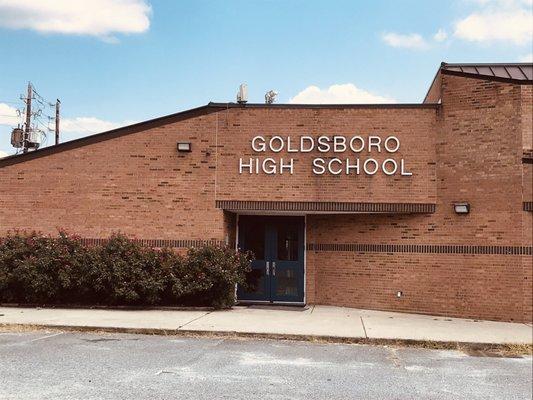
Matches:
[237,216,305,303]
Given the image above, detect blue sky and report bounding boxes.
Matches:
[0,0,532,156]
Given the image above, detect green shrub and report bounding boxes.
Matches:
[179,245,252,308]
[0,231,88,304]
[89,234,167,305]
[0,231,252,308]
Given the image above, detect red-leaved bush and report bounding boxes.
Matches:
[0,231,251,308]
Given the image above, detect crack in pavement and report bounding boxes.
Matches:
[177,311,213,330]
[387,347,403,368]
[360,316,368,338]
[157,336,228,375]
[14,332,64,345]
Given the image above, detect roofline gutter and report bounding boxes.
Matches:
[207,102,439,109]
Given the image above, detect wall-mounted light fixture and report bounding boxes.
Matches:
[453,202,470,214]
[177,142,191,152]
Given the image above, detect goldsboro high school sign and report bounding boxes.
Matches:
[238,135,413,176]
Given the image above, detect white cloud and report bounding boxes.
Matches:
[0,0,151,41]
[519,53,533,62]
[289,83,396,104]
[381,32,429,50]
[381,1,532,50]
[61,116,137,134]
[52,116,138,146]
[454,0,533,44]
[433,29,448,42]
[465,0,532,6]
[0,103,21,126]
[0,105,135,151]
[1,102,134,133]
[0,150,8,158]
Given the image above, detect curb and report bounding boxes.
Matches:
[0,303,217,312]
[1,323,531,356]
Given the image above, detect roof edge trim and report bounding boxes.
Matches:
[423,69,442,103]
[207,102,439,109]
[441,69,533,85]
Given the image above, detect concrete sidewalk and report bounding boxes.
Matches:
[0,305,531,345]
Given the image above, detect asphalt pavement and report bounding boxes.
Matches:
[0,330,531,400]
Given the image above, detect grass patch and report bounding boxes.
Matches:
[1,323,531,357]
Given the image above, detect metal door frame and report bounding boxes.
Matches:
[236,213,306,305]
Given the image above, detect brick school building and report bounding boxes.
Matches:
[1,62,531,322]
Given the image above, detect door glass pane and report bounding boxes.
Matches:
[240,219,265,260]
[277,224,299,261]
[275,268,298,296]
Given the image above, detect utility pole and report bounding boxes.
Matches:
[55,99,60,145]
[11,82,59,152]
[23,82,32,153]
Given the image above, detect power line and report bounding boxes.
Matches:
[63,119,94,133]
[34,116,51,130]
[7,82,60,152]
[32,86,55,107]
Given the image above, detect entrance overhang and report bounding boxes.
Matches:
[217,200,436,214]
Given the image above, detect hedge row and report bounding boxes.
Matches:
[0,231,252,308]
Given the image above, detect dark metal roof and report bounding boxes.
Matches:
[423,62,533,102]
[440,62,533,84]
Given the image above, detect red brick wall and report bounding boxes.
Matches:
[308,250,528,321]
[521,84,533,322]
[214,107,437,204]
[522,85,532,151]
[437,75,524,244]
[0,113,226,241]
[305,213,530,322]
[305,75,532,322]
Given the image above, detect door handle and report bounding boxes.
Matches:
[265,261,270,276]
[272,262,276,276]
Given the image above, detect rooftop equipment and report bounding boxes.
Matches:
[265,90,278,104]
[236,84,248,104]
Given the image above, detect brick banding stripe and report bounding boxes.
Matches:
[216,200,436,213]
[524,202,533,212]
[78,238,225,248]
[306,243,533,255]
